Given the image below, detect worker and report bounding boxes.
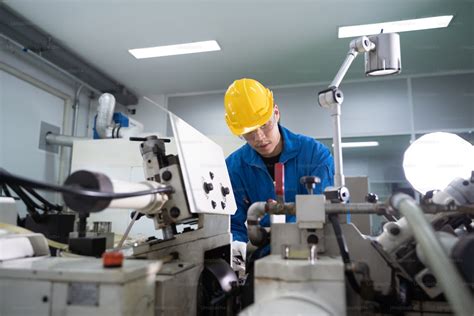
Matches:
[224,78,335,273]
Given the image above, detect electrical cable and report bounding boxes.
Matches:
[22,186,62,212]
[1,183,12,197]
[0,168,174,199]
[328,214,362,294]
[7,183,42,218]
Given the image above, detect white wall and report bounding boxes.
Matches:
[412,74,474,132]
[0,48,132,214]
[0,70,64,184]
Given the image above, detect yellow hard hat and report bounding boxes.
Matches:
[224,78,274,136]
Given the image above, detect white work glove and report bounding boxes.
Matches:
[231,240,247,280]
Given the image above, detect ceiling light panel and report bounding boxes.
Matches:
[332,141,380,148]
[129,40,221,59]
[338,15,453,38]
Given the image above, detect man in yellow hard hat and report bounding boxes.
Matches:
[224,78,335,271]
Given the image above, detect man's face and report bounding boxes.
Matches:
[241,107,282,158]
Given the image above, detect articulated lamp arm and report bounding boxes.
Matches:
[317,36,375,187]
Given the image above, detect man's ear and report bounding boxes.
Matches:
[274,104,280,122]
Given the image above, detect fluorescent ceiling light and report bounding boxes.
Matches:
[129,40,220,59]
[338,15,453,38]
[333,141,379,148]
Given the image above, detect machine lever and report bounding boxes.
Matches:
[275,163,285,204]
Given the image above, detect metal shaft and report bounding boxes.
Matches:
[332,104,344,187]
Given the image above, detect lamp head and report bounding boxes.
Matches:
[365,33,401,76]
[403,132,474,195]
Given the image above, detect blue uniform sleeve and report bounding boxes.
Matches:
[311,144,335,193]
[226,159,250,243]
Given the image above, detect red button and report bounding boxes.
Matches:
[102,251,124,268]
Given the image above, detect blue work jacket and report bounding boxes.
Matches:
[226,125,335,243]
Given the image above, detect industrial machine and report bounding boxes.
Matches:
[241,166,474,315]
[61,110,240,315]
[0,102,240,315]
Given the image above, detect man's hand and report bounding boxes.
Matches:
[231,240,247,279]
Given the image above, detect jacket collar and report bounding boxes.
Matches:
[242,125,301,168]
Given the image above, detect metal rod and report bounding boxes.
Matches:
[331,104,344,187]
[72,85,85,137]
[330,49,358,88]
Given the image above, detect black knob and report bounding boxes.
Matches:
[209,171,214,179]
[421,273,437,288]
[299,176,321,195]
[211,200,217,209]
[203,182,214,194]
[389,225,400,236]
[307,234,319,244]
[170,207,180,218]
[366,193,379,203]
[221,201,226,209]
[162,170,172,181]
[221,186,230,196]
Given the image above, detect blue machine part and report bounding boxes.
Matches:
[93,112,129,139]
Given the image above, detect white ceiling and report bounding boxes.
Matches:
[4,0,474,97]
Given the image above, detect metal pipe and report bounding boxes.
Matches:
[45,133,87,147]
[71,85,85,137]
[68,85,86,176]
[391,193,474,316]
[0,34,101,96]
[247,202,267,246]
[325,202,387,214]
[58,99,73,186]
[267,202,296,215]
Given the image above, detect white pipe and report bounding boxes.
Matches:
[45,133,87,147]
[96,93,116,138]
[391,193,474,316]
[108,180,168,214]
[96,93,145,139]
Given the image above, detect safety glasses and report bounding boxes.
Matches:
[240,112,277,141]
